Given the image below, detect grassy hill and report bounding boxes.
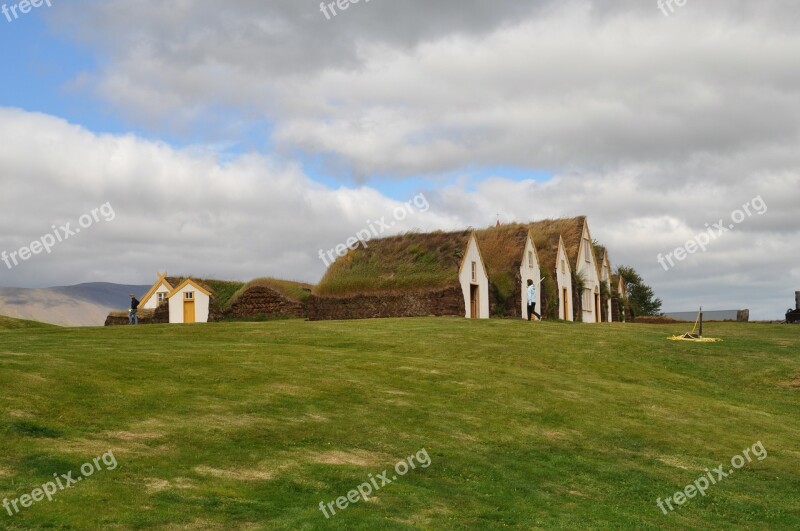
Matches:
[0,319,798,529]
[0,315,58,330]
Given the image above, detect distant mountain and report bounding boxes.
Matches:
[0,282,151,327]
[49,282,153,308]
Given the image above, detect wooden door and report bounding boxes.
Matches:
[595,293,601,323]
[470,285,479,319]
[184,300,196,323]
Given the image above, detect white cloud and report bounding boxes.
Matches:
[0,109,459,288]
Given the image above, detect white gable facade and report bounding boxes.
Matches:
[140,275,174,310]
[575,222,602,323]
[458,233,490,319]
[168,279,212,324]
[519,234,541,319]
[555,237,574,321]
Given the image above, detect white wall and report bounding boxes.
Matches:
[555,241,573,321]
[168,283,210,323]
[519,237,541,319]
[459,235,490,319]
[576,225,601,323]
[142,283,171,310]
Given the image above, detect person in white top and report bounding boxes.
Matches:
[527,279,541,321]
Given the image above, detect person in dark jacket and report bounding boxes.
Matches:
[129,294,140,325]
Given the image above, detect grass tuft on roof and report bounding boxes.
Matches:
[528,217,586,269]
[229,278,314,306]
[165,277,245,311]
[315,230,472,296]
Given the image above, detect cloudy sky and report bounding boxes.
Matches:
[0,0,798,319]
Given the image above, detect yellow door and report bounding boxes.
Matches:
[184,300,196,323]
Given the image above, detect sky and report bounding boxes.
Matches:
[0,0,798,319]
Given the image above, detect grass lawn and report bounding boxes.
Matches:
[0,318,798,529]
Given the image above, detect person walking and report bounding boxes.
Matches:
[129,294,140,325]
[526,279,541,321]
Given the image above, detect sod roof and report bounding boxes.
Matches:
[593,243,608,264]
[528,216,604,280]
[164,277,245,309]
[528,218,581,275]
[229,278,313,306]
[534,217,586,264]
[314,230,474,296]
[475,224,532,279]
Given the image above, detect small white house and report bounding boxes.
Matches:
[476,225,542,319]
[139,273,174,310]
[554,236,574,321]
[458,232,490,319]
[168,279,212,324]
[573,220,602,323]
[519,232,542,319]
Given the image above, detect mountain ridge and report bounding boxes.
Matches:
[0,282,151,327]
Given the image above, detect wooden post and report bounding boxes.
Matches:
[699,307,703,337]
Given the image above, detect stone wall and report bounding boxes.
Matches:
[308,287,465,321]
[104,302,169,326]
[225,286,306,319]
[488,284,523,318]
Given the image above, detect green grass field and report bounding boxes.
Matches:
[1,318,798,529]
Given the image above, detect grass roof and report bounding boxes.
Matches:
[314,230,473,296]
[528,220,570,274]
[229,278,313,306]
[165,277,245,310]
[475,224,531,278]
[593,243,608,263]
[108,308,157,319]
[529,217,586,266]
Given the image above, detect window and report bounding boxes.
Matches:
[584,289,592,309]
[528,251,534,268]
[471,261,477,282]
[157,292,166,303]
[584,238,591,262]
[184,291,194,301]
[561,259,566,275]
